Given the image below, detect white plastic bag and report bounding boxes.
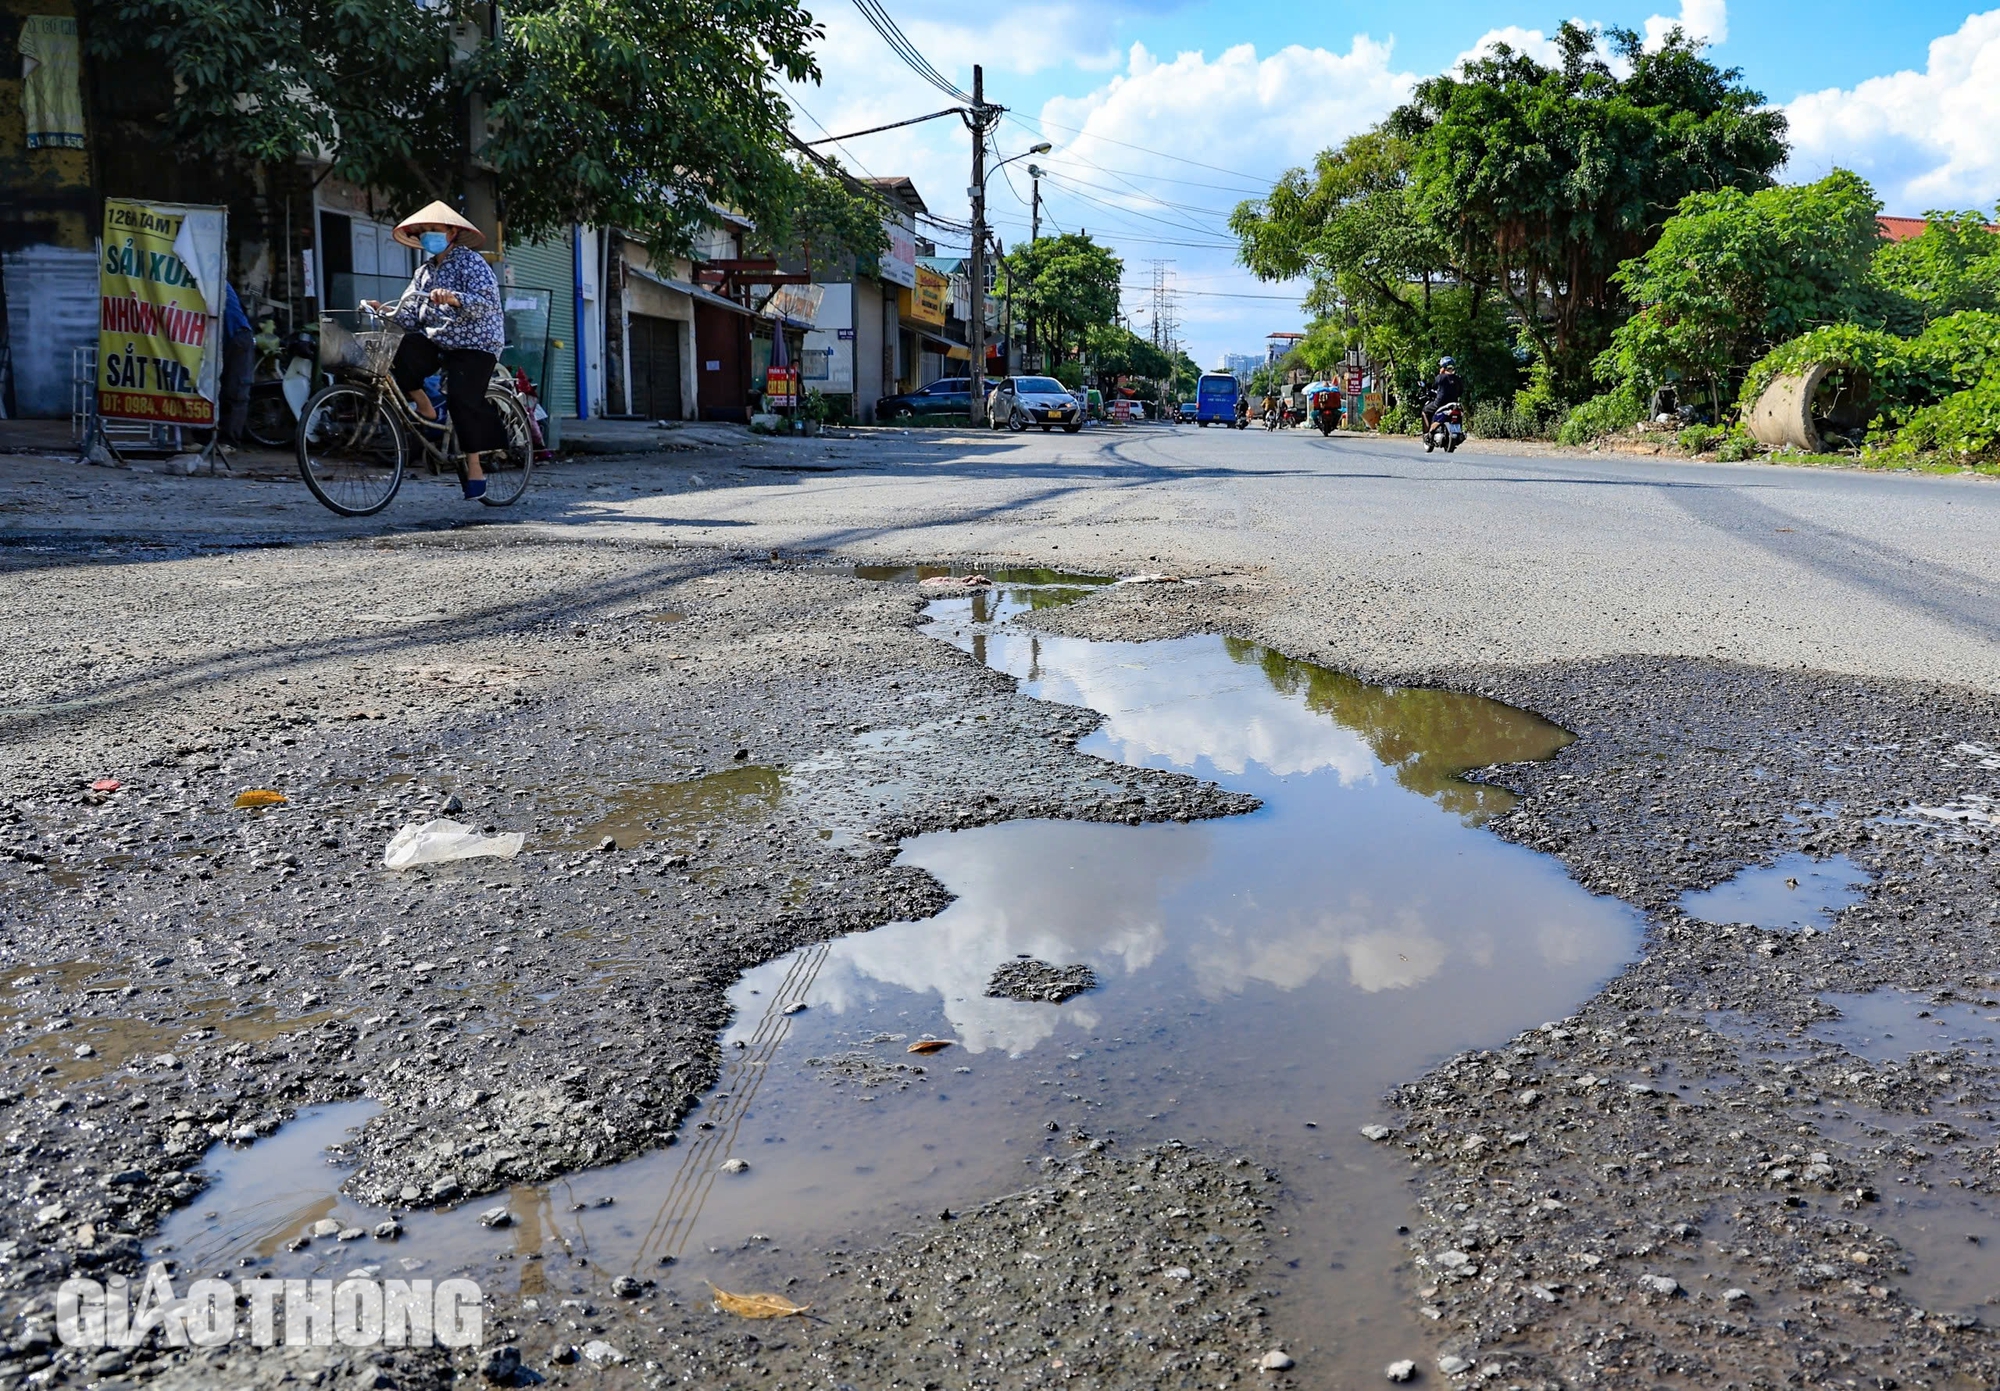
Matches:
[382,818,525,869]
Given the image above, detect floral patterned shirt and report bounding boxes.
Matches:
[389,244,504,355]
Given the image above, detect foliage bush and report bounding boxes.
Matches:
[1377,403,1422,435]
[1736,310,2000,432]
[1602,171,1886,415]
[1888,373,2000,460]
[1872,212,2000,330]
[1677,424,1720,453]
[1715,429,1756,462]
[1556,382,1646,445]
[1464,392,1561,439]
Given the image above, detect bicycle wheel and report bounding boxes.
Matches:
[297,383,406,516]
[479,389,535,507]
[244,383,293,449]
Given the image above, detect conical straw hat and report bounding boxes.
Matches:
[393,200,485,250]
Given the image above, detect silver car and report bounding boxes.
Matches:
[988,376,1083,433]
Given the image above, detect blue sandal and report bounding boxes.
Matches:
[462,477,487,501]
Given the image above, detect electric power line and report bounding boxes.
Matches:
[849,0,975,105]
[1035,172,1236,246]
[1010,110,1282,184]
[804,106,966,145]
[1118,284,1302,300]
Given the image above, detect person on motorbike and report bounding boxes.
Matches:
[359,201,505,500]
[1422,356,1463,431]
[1233,394,1249,427]
[1261,389,1279,427]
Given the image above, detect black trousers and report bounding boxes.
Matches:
[390,335,505,454]
[219,329,255,444]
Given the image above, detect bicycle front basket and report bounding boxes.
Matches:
[353,326,404,380]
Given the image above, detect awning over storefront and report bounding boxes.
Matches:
[912,324,967,359]
[629,263,758,318]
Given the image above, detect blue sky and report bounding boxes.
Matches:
[789,2,2000,370]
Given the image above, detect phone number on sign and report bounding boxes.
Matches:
[98,391,215,425]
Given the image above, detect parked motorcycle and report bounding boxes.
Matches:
[244,328,319,449]
[1423,401,1465,454]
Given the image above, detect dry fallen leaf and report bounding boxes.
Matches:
[234,789,287,809]
[709,1284,810,1319]
[907,1039,955,1055]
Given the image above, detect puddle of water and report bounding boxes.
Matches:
[849,563,1113,587]
[155,1102,382,1275]
[163,591,1643,1383]
[10,1003,349,1085]
[1811,989,2000,1065]
[646,611,685,624]
[1873,1168,2000,1317]
[1708,990,2000,1318]
[1678,852,1871,931]
[567,765,782,851]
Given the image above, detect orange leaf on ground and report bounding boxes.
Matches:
[709,1284,810,1319]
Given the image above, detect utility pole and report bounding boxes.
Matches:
[1029,166,1042,242]
[967,65,990,427]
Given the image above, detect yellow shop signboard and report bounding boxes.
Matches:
[97,200,227,426]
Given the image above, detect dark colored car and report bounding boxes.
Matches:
[876,376,973,421]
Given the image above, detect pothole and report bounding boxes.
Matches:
[152,579,1644,1385]
[563,764,783,852]
[1705,989,2000,1319]
[1678,851,1872,931]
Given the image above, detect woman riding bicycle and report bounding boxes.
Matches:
[360,201,504,500]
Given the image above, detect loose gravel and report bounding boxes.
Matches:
[3,435,1998,1388]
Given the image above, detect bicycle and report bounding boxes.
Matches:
[295,308,533,517]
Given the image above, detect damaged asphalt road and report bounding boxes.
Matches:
[0,535,1257,1388]
[0,430,1997,1390]
[1033,581,2000,1388]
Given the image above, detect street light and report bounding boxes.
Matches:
[968,139,1053,424]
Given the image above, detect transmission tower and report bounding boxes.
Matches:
[1147,260,1180,359]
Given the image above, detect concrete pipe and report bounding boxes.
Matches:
[1745,364,1830,452]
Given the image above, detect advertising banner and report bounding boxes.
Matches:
[762,283,824,327]
[880,219,917,289]
[911,267,948,327]
[97,200,227,426]
[764,365,799,408]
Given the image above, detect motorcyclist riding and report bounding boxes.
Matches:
[1422,356,1463,430]
[1233,394,1249,427]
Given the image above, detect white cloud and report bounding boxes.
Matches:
[1027,39,1413,363]
[1643,0,1727,50]
[1455,24,1563,70]
[1040,38,1413,184]
[1783,10,2000,213]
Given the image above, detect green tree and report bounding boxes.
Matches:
[1602,170,1885,416]
[1872,211,2000,329]
[1389,21,1788,396]
[1085,323,1173,381]
[1000,233,1123,367]
[747,158,888,277]
[1230,132,1513,403]
[87,0,830,257]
